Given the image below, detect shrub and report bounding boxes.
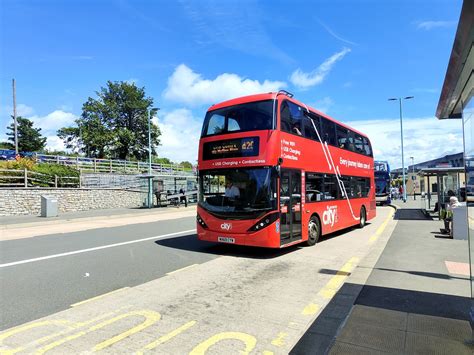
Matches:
[0,159,80,187]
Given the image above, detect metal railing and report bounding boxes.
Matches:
[0,168,80,188]
[36,154,195,176]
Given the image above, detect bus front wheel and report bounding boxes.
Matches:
[359,207,366,228]
[306,216,321,246]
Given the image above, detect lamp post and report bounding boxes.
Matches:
[388,96,414,203]
[147,107,159,208]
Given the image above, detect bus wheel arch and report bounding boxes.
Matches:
[359,206,367,228]
[306,214,321,246]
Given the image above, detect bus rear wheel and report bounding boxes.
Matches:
[306,216,321,246]
[359,207,366,228]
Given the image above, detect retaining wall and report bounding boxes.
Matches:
[0,188,145,216]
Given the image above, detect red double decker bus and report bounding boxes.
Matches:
[197,91,375,248]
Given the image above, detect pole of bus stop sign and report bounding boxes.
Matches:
[148,108,159,208]
[411,156,416,200]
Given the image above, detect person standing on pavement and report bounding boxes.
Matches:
[179,188,188,207]
[445,196,461,237]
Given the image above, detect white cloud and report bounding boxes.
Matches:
[290,48,351,89]
[1,103,35,117]
[416,21,456,30]
[45,136,67,151]
[311,97,334,113]
[317,19,358,46]
[155,108,202,163]
[347,117,463,169]
[29,110,78,132]
[163,64,286,106]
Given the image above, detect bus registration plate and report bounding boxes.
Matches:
[218,237,235,243]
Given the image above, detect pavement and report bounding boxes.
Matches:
[291,201,473,354]
[0,206,197,240]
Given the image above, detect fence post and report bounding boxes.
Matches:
[76,156,79,169]
[94,158,97,172]
[137,161,140,171]
[56,155,60,164]
[24,168,28,188]
[79,170,82,188]
[55,175,58,188]
[109,160,112,173]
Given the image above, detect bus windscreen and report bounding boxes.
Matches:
[199,167,277,218]
[201,100,274,137]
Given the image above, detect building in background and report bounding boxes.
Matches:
[435,0,473,330]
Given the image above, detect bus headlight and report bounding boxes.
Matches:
[197,213,208,228]
[248,212,279,232]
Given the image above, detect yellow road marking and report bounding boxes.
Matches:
[302,303,320,315]
[263,351,274,355]
[0,320,73,355]
[189,332,257,355]
[166,264,198,276]
[137,320,197,354]
[271,332,288,347]
[36,311,119,345]
[92,310,161,351]
[369,209,394,243]
[318,257,359,300]
[33,310,161,354]
[71,287,129,307]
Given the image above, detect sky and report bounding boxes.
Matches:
[0,0,463,169]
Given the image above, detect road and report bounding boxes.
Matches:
[0,206,396,354]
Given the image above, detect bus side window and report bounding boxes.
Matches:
[341,176,353,198]
[353,133,365,154]
[336,125,349,150]
[280,101,304,136]
[280,101,292,133]
[363,137,373,156]
[305,172,324,201]
[324,174,338,200]
[303,113,319,141]
[321,118,336,146]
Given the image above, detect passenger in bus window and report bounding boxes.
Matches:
[225,178,240,199]
[293,122,302,135]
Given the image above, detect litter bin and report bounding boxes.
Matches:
[41,195,58,217]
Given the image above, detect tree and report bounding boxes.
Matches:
[58,81,161,159]
[6,116,47,152]
[0,141,14,150]
[180,161,193,169]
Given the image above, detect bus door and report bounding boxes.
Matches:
[280,169,302,245]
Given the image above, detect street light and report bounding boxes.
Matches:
[410,156,416,200]
[388,96,414,203]
[147,107,159,208]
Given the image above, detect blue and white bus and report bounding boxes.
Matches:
[375,161,391,205]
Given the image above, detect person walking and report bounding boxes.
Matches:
[179,188,188,207]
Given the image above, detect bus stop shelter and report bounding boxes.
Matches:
[418,167,464,217]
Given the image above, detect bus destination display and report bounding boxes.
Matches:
[203,137,259,160]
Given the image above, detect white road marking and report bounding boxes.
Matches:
[0,229,196,268]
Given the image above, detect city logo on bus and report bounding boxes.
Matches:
[220,223,232,231]
[322,206,338,227]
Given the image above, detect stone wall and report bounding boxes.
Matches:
[0,188,145,216]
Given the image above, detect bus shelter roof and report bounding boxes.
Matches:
[417,167,464,176]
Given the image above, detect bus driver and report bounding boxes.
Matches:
[225,178,240,199]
